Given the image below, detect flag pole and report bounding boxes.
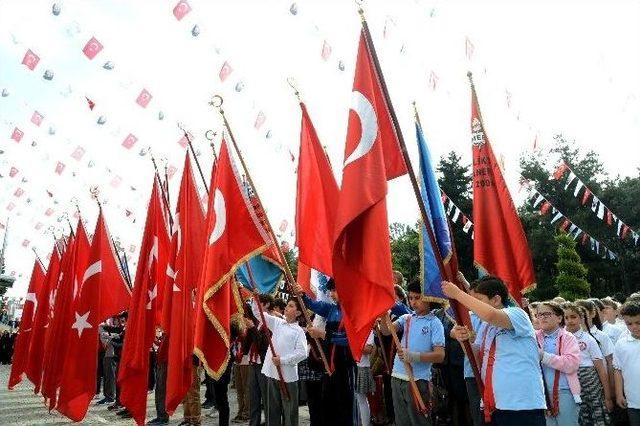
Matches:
[150,150,174,231]
[210,95,333,376]
[179,124,209,194]
[245,264,291,400]
[31,247,46,271]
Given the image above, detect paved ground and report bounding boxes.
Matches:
[0,364,310,425]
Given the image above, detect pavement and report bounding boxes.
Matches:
[0,364,311,425]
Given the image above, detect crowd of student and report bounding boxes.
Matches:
[6,272,639,426]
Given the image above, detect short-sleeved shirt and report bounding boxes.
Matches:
[590,326,614,357]
[572,329,603,367]
[602,322,624,344]
[613,334,640,409]
[357,331,375,368]
[463,312,482,379]
[541,328,570,391]
[473,306,546,410]
[392,312,445,381]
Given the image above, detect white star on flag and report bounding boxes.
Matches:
[146,284,157,310]
[71,311,92,337]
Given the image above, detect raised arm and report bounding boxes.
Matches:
[441,281,513,330]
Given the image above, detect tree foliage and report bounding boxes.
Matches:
[555,233,590,300]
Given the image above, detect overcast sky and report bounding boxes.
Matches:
[1,0,639,297]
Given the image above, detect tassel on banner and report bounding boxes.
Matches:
[582,188,592,205]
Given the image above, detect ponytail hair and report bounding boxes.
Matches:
[576,299,603,331]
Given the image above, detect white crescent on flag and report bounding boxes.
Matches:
[344,90,378,168]
[208,189,226,245]
[82,260,102,285]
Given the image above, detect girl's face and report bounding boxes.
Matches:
[602,306,617,322]
[536,305,562,332]
[564,310,583,332]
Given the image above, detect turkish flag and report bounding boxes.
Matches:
[7,202,15,211]
[471,83,536,303]
[86,97,95,110]
[194,140,268,378]
[122,133,138,149]
[22,49,40,70]
[136,89,152,108]
[161,153,206,415]
[9,167,19,177]
[31,111,44,126]
[219,61,233,82]
[41,234,78,409]
[254,111,266,130]
[173,0,191,20]
[57,213,130,421]
[45,207,54,216]
[110,175,122,188]
[167,164,178,179]
[55,161,66,175]
[11,127,24,142]
[14,188,24,197]
[332,31,407,360]
[26,246,61,392]
[118,178,170,425]
[71,146,85,161]
[82,37,103,60]
[72,222,92,301]
[22,239,30,247]
[295,103,338,297]
[8,260,46,389]
[321,40,332,61]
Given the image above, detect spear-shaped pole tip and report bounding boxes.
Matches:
[286,77,301,103]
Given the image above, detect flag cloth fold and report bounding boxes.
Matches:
[194,139,269,379]
[470,83,536,302]
[295,102,339,298]
[332,30,407,361]
[236,254,282,295]
[26,244,61,393]
[8,259,46,389]
[118,178,170,425]
[162,153,206,415]
[56,213,130,421]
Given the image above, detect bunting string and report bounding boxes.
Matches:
[439,190,474,239]
[552,161,639,247]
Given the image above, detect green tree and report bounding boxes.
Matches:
[555,233,590,300]
[390,222,420,282]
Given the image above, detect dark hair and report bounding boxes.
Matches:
[529,301,541,309]
[576,300,603,331]
[394,284,407,303]
[539,301,565,326]
[567,302,602,350]
[286,297,306,326]
[325,278,336,291]
[620,301,640,317]
[258,293,274,308]
[590,298,605,312]
[600,298,618,309]
[406,279,422,295]
[472,276,509,306]
[273,298,287,311]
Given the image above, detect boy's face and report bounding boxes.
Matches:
[408,291,428,314]
[329,289,339,303]
[284,300,301,322]
[623,314,640,339]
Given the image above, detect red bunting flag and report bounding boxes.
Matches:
[11,127,24,142]
[122,133,138,149]
[86,97,95,110]
[8,260,46,389]
[194,139,266,378]
[219,61,233,82]
[553,162,569,180]
[136,89,152,108]
[332,30,407,360]
[110,175,122,188]
[55,161,66,175]
[173,0,191,20]
[45,207,54,216]
[540,201,552,215]
[321,40,332,61]
[471,77,536,303]
[606,209,613,226]
[22,239,30,247]
[22,49,40,70]
[9,167,19,177]
[35,222,43,230]
[581,187,592,205]
[118,178,170,425]
[254,111,266,130]
[14,188,24,197]
[167,164,177,179]
[581,233,589,245]
[82,37,103,60]
[31,111,44,126]
[560,219,571,232]
[161,154,206,415]
[6,202,15,211]
[71,146,85,161]
[26,246,61,392]
[622,225,630,240]
[57,214,130,421]
[177,135,188,148]
[295,103,339,298]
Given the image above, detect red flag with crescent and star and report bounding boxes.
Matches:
[8,259,46,390]
[295,103,339,298]
[118,177,170,425]
[56,212,130,421]
[470,82,536,304]
[161,153,206,415]
[26,244,61,393]
[332,30,407,360]
[194,139,268,379]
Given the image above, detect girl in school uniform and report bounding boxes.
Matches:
[355,330,376,426]
[444,276,547,426]
[563,303,612,426]
[534,301,581,426]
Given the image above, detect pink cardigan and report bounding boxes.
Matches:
[535,327,582,402]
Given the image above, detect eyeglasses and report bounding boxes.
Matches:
[535,312,554,319]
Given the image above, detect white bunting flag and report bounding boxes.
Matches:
[564,172,577,190]
[551,212,564,224]
[463,221,472,233]
[533,194,545,208]
[573,180,584,197]
[452,207,461,223]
